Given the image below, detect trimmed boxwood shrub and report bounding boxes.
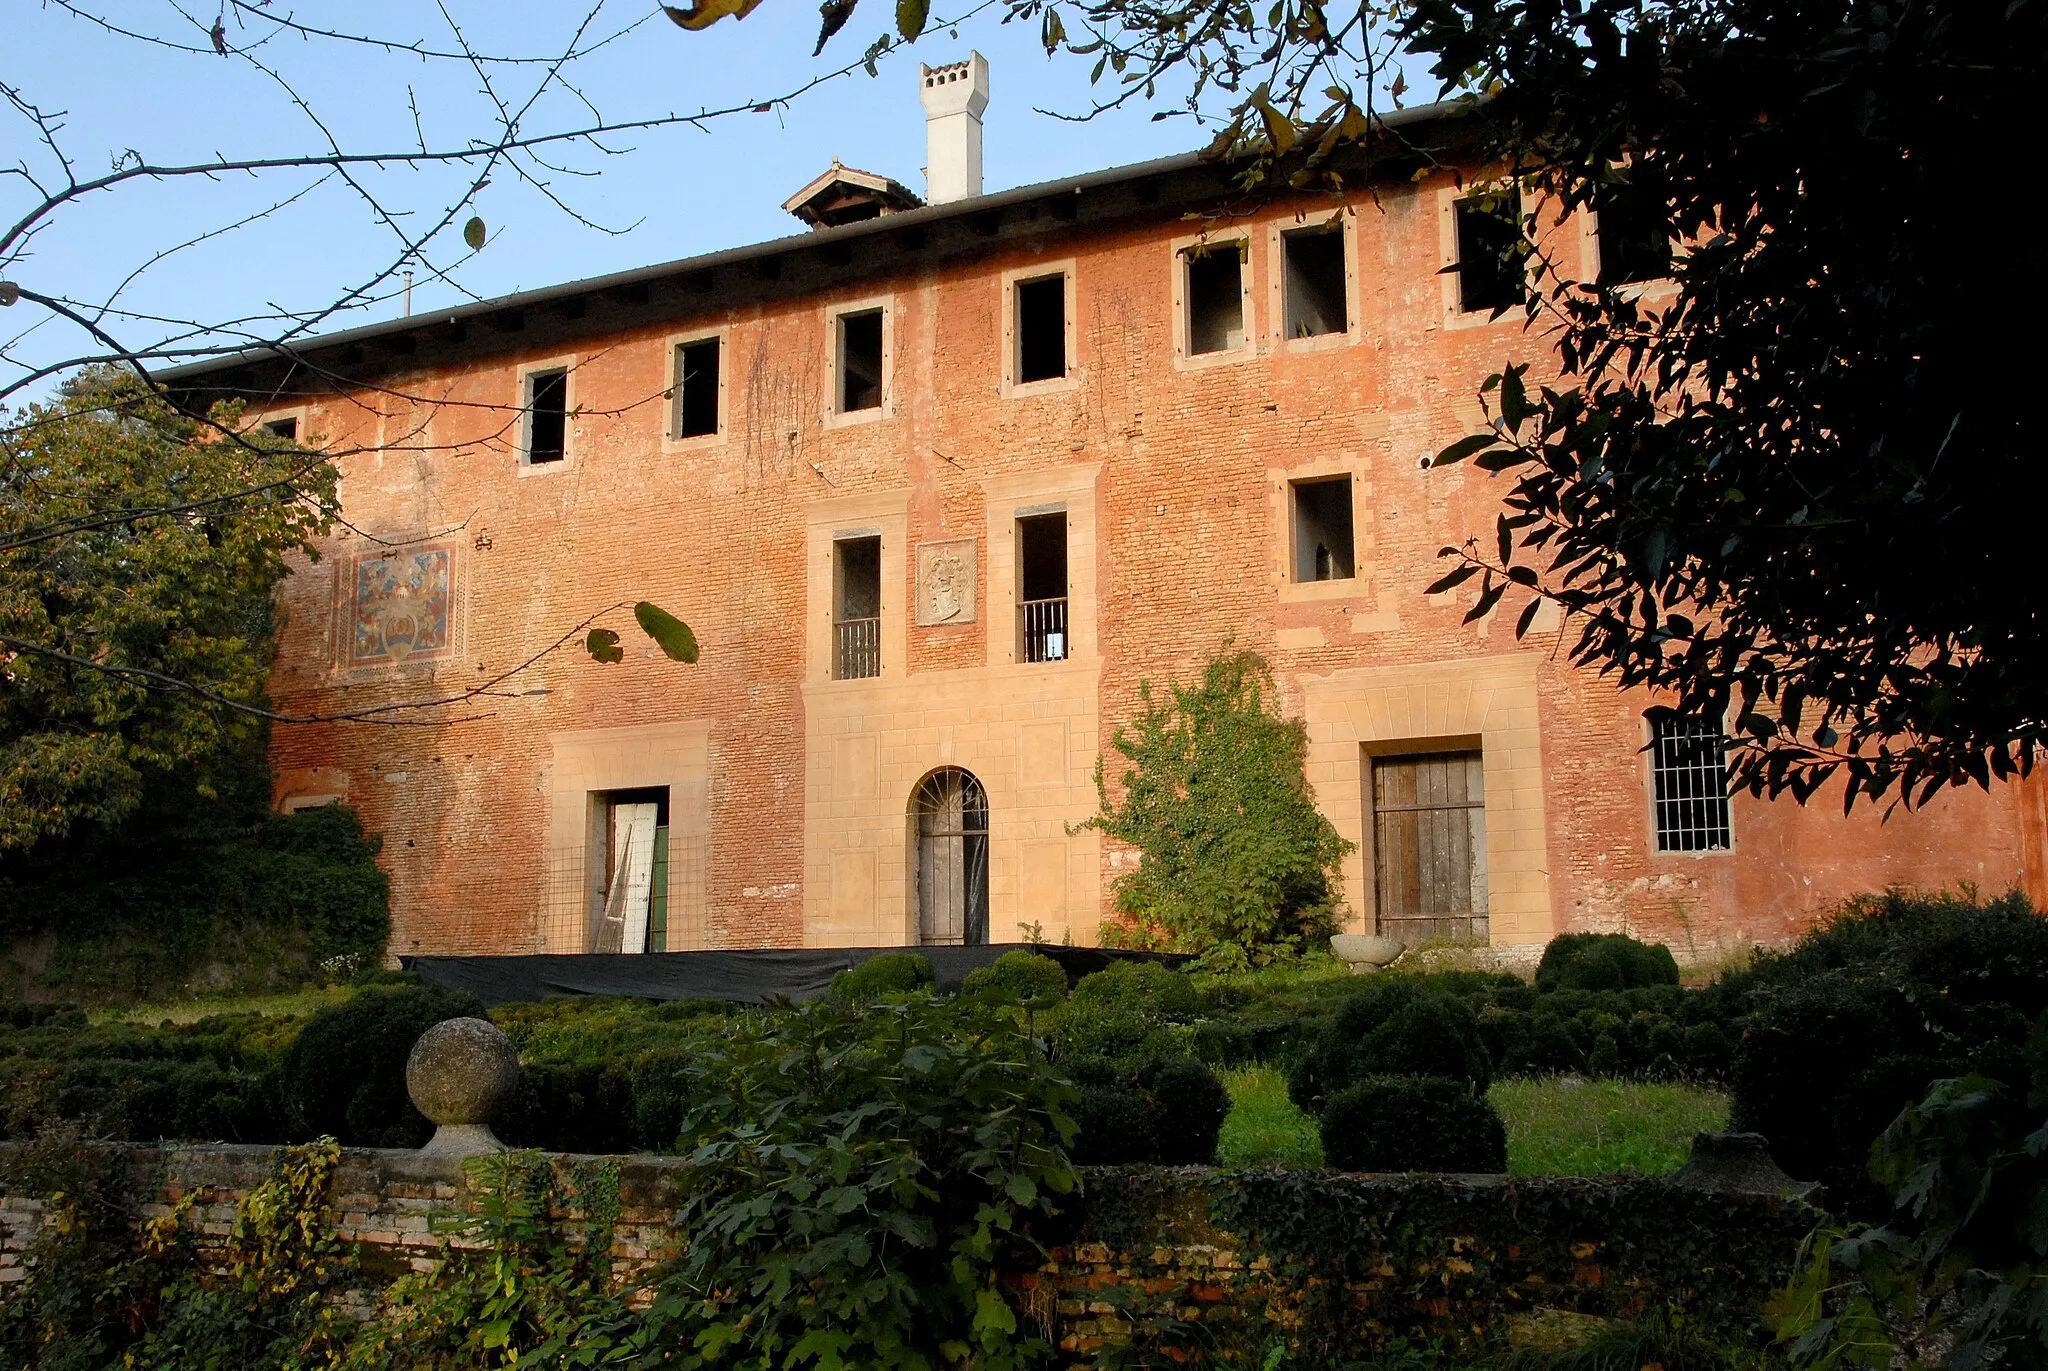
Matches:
[1319,1075,1508,1173]
[1071,960,1199,1017]
[277,983,486,1147]
[1067,1055,1231,1165]
[1288,981,1490,1112]
[1726,890,2048,1214]
[830,952,934,1002]
[1535,933,1680,993]
[961,949,1068,1006]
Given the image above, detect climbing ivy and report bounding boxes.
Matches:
[1086,649,1352,971]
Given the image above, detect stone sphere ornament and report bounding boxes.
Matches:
[405,1016,519,1157]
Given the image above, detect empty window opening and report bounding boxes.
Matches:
[1017,512,1069,662]
[834,535,882,679]
[1291,477,1355,583]
[915,768,989,946]
[590,787,670,954]
[1184,245,1245,355]
[673,337,721,438]
[1015,275,1067,383]
[1371,751,1488,945]
[1283,226,1348,338]
[1454,195,1526,314]
[838,309,884,412]
[263,417,298,442]
[1650,713,1731,851]
[1596,172,1673,286]
[525,368,568,464]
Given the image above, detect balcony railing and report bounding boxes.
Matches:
[835,616,880,679]
[1021,597,1068,663]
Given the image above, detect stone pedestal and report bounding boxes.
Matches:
[405,1017,518,1157]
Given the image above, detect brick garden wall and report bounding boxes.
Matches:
[1,1144,1816,1357]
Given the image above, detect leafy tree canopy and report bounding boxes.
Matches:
[0,368,333,850]
[1087,648,1351,968]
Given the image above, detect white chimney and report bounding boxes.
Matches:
[919,52,989,205]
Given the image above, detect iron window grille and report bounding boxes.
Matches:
[835,617,880,680]
[1021,597,1068,662]
[1651,713,1732,852]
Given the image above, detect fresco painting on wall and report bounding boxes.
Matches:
[351,545,452,666]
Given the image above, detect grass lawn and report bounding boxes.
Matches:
[1490,1077,1729,1175]
[96,984,354,1026]
[1216,1067,1729,1175]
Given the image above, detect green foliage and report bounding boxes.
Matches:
[279,984,487,1147]
[1535,934,1680,994]
[640,993,1077,1371]
[961,950,1069,1009]
[1775,1074,2048,1370]
[830,951,936,1001]
[1288,981,1492,1112]
[1072,959,1199,1017]
[0,371,332,851]
[1320,1076,1508,1173]
[342,1151,643,1370]
[1067,1054,1232,1166]
[1085,650,1352,970]
[1727,890,2048,1213]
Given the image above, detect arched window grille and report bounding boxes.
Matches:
[914,768,989,946]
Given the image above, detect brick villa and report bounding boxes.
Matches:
[166,56,2048,964]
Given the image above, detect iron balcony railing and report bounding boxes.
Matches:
[835,616,880,679]
[1021,597,1068,663]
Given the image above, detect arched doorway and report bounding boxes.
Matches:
[914,768,988,946]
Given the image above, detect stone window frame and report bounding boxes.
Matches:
[1574,161,1684,303]
[998,259,1081,399]
[514,352,579,475]
[662,324,730,451]
[1642,706,1737,858]
[804,488,911,685]
[1268,458,1370,604]
[251,404,311,444]
[982,463,1101,668]
[1168,227,1258,370]
[822,293,896,429]
[1266,206,1364,354]
[1435,180,1535,332]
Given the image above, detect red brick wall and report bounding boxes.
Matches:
[263,161,2036,958]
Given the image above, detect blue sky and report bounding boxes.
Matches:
[4,2,1249,397]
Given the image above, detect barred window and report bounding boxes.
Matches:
[1650,713,1731,852]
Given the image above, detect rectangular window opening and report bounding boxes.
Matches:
[1017,513,1069,663]
[1596,171,1673,286]
[1291,476,1355,583]
[838,309,884,413]
[1454,194,1526,314]
[674,337,721,438]
[590,786,670,954]
[1650,713,1731,852]
[834,535,882,679]
[525,368,568,465]
[1282,226,1348,338]
[1015,275,1067,384]
[1371,750,1488,946]
[263,417,298,442]
[1184,245,1245,355]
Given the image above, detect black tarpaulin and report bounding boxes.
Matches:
[402,944,1184,1007]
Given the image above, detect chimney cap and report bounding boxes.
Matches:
[919,50,989,119]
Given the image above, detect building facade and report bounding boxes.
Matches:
[171,68,2047,965]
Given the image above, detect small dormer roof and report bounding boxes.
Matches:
[781,161,924,229]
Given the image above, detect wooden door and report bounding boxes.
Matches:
[593,801,659,954]
[1371,752,1489,943]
